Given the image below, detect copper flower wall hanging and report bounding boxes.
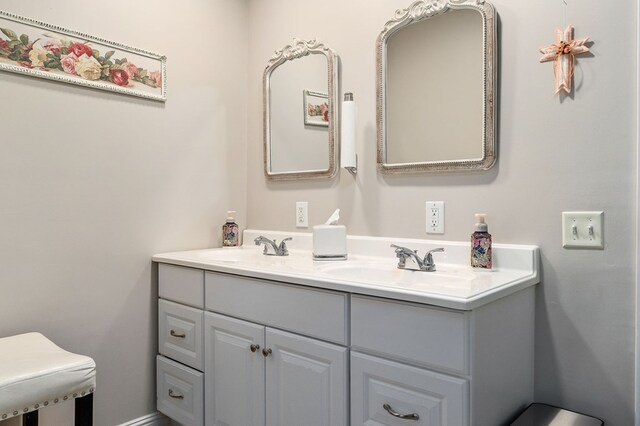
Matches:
[539,25,590,95]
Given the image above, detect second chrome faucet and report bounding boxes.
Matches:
[391,244,445,272]
[254,236,292,256]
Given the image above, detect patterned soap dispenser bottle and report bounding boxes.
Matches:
[471,214,492,269]
[222,211,239,247]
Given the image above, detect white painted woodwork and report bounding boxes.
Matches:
[351,295,469,374]
[351,351,468,426]
[265,328,348,426]
[205,271,348,345]
[156,260,535,426]
[156,355,204,426]
[159,299,204,371]
[159,264,204,309]
[204,312,265,426]
[469,286,535,425]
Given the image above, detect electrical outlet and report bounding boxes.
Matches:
[296,202,308,228]
[562,211,604,249]
[426,201,444,234]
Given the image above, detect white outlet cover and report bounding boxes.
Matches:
[426,201,444,234]
[561,211,604,249]
[296,201,308,228]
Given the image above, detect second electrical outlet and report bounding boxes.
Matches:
[296,201,308,228]
[426,201,445,234]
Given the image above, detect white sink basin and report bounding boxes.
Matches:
[191,247,255,263]
[190,247,300,262]
[316,261,476,292]
[178,247,317,273]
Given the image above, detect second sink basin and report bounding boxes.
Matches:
[316,261,476,292]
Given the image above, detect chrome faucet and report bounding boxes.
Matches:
[391,244,445,272]
[254,236,292,256]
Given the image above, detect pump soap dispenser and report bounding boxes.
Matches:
[222,211,239,247]
[471,214,492,269]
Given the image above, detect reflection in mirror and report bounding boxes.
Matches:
[377,0,496,174]
[264,39,338,180]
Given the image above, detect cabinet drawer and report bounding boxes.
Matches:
[159,263,204,308]
[205,272,348,345]
[351,295,469,374]
[157,355,204,426]
[159,299,203,371]
[351,351,468,426]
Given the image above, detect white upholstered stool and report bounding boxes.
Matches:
[0,332,96,425]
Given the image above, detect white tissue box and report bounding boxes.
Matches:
[312,225,347,260]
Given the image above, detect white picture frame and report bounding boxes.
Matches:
[0,10,166,102]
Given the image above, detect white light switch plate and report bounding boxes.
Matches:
[562,211,604,249]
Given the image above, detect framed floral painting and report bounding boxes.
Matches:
[0,10,166,101]
[303,90,329,127]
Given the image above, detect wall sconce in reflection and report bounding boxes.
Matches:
[341,92,357,175]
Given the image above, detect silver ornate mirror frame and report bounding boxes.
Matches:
[263,39,339,181]
[376,0,497,174]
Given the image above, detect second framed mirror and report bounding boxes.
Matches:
[377,0,497,174]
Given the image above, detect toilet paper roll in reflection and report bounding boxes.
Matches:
[341,92,357,174]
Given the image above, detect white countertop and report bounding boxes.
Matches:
[153,229,540,310]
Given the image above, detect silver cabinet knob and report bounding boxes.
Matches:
[262,348,272,357]
[170,330,186,338]
[168,389,184,400]
[250,344,260,353]
[383,404,419,421]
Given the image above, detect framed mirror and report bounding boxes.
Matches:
[377,0,496,174]
[263,39,339,180]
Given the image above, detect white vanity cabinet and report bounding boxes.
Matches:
[156,253,536,426]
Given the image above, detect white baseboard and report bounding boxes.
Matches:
[119,412,171,426]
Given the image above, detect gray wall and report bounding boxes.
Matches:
[246,0,636,424]
[0,0,248,424]
[0,0,635,424]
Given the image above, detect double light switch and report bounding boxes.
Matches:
[561,211,604,249]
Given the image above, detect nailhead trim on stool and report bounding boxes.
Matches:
[0,387,95,420]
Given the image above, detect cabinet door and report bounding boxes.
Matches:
[351,351,468,426]
[265,328,348,426]
[204,312,265,426]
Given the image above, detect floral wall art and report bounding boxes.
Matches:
[0,10,166,101]
[303,90,329,127]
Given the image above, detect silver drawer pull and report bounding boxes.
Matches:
[250,344,260,353]
[168,389,184,399]
[170,330,186,338]
[383,404,419,421]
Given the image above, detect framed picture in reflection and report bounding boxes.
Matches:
[303,90,329,127]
